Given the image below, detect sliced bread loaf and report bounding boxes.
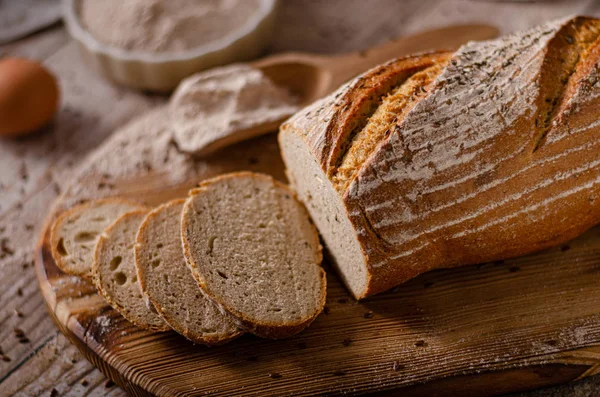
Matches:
[279,17,600,299]
[93,209,170,332]
[181,172,326,339]
[50,198,146,277]
[135,199,243,345]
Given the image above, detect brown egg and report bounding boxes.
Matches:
[0,57,60,137]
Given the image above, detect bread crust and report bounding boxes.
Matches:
[50,197,146,277]
[181,172,326,339]
[135,198,243,345]
[280,16,600,299]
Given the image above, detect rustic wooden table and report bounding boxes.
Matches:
[2,1,600,396]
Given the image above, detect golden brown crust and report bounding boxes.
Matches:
[321,52,452,175]
[182,172,326,339]
[332,56,451,193]
[281,16,600,299]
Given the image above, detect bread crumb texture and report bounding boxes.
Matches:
[93,209,170,332]
[135,199,242,345]
[50,198,145,277]
[181,172,326,339]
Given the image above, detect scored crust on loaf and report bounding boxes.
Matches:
[332,55,451,193]
[93,209,170,332]
[181,172,326,339]
[50,198,146,277]
[135,199,243,345]
[280,16,600,299]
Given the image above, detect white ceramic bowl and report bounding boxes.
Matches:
[62,0,277,92]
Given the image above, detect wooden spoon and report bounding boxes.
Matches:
[188,24,499,156]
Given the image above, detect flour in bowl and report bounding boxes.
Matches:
[78,0,261,54]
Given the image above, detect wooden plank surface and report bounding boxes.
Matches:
[2,1,600,396]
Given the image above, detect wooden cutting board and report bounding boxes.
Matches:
[35,113,600,397]
[36,32,600,397]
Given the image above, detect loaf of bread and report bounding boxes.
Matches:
[279,16,600,299]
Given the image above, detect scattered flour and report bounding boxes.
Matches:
[96,315,111,329]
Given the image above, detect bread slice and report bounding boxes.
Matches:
[93,209,170,332]
[50,198,146,277]
[135,199,243,345]
[181,172,326,339]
